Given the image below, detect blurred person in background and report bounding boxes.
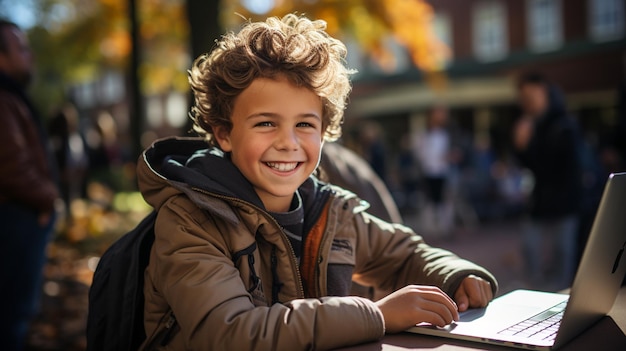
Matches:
[84,110,124,190]
[357,121,388,184]
[0,19,59,351]
[48,102,89,214]
[412,105,453,236]
[512,72,583,290]
[396,133,421,214]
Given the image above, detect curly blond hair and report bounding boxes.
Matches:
[188,13,355,145]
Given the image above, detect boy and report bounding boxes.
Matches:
[137,14,497,350]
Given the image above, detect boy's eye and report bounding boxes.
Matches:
[297,120,321,129]
[255,121,274,127]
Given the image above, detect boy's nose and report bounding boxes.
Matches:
[274,128,299,151]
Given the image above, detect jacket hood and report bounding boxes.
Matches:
[138,136,264,210]
[137,137,334,231]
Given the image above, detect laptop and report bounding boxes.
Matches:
[407,172,626,350]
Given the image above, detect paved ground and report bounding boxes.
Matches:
[403,213,567,296]
[421,219,533,295]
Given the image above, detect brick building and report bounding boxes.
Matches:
[345,0,626,161]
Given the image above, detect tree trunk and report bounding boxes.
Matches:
[128,0,143,159]
[187,0,222,61]
[184,0,222,136]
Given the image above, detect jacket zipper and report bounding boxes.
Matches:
[160,312,178,346]
[305,200,333,297]
[313,236,329,297]
[190,187,305,298]
[142,310,178,350]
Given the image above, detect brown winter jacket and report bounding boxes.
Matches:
[0,75,58,213]
[137,137,498,351]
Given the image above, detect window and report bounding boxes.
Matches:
[433,12,454,67]
[473,1,508,62]
[527,0,562,51]
[589,0,625,41]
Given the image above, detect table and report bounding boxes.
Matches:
[336,286,626,350]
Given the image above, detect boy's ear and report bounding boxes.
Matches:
[212,126,233,152]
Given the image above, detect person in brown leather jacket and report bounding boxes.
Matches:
[138,14,497,350]
[0,19,59,351]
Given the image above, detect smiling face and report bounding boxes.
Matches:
[213,77,324,212]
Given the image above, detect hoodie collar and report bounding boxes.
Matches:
[144,137,265,209]
[143,137,333,231]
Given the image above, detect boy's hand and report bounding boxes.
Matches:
[375,285,459,333]
[454,275,493,312]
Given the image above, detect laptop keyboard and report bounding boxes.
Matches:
[497,301,568,342]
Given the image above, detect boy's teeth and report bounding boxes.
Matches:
[266,162,298,171]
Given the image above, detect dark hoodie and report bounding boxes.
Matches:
[515,84,583,219]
